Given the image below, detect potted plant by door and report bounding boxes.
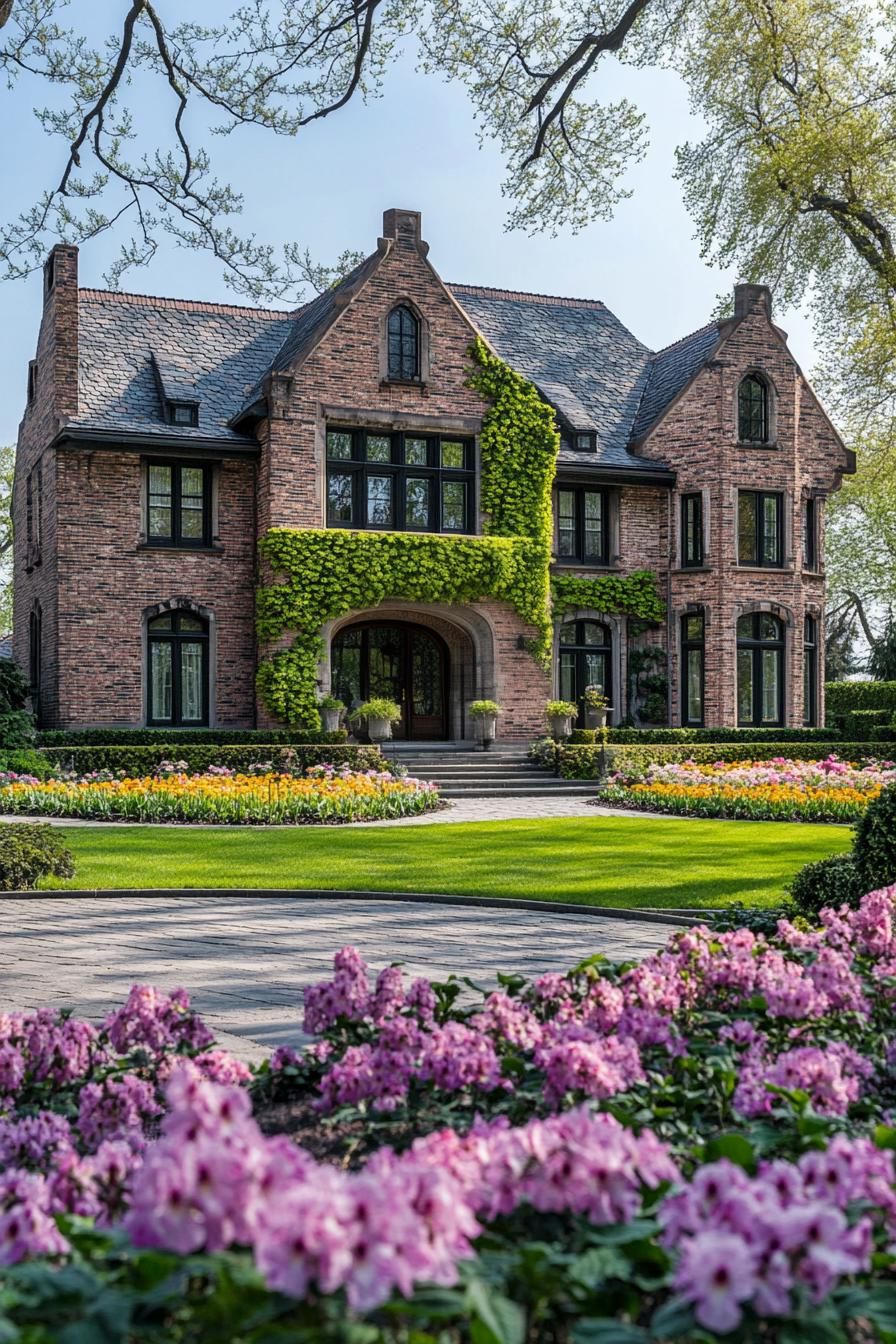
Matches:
[469,699,501,750]
[583,685,611,730]
[349,697,402,744]
[318,694,345,735]
[545,699,579,742]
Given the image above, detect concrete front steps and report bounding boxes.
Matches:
[385,743,598,798]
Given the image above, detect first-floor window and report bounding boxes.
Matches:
[558,619,612,725]
[681,612,705,725]
[147,610,208,725]
[29,604,42,724]
[737,612,784,726]
[804,615,818,726]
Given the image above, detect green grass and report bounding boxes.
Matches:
[42,815,852,909]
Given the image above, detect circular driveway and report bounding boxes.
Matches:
[0,894,671,1061]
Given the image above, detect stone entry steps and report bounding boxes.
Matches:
[386,746,598,799]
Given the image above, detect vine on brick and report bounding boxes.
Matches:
[551,572,665,624]
[256,341,664,727]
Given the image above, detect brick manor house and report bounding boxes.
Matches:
[13,208,854,740]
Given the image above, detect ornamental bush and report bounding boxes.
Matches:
[825,679,896,727]
[37,727,349,747]
[0,822,75,889]
[40,743,383,777]
[0,659,35,749]
[557,740,884,779]
[853,780,896,892]
[789,853,863,917]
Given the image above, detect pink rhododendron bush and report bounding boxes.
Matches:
[3,895,896,1341]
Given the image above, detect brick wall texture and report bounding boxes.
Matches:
[13,223,850,738]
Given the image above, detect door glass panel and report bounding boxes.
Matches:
[180,642,204,722]
[737,649,754,723]
[331,629,362,710]
[441,440,465,469]
[405,477,430,529]
[441,481,466,530]
[557,490,575,557]
[559,622,576,647]
[762,495,780,564]
[762,649,781,723]
[328,473,354,524]
[366,435,392,463]
[405,438,428,465]
[367,627,403,700]
[412,633,443,716]
[584,652,607,696]
[686,648,703,722]
[738,493,757,563]
[560,652,576,704]
[581,622,606,646]
[150,642,173,721]
[367,475,393,526]
[327,430,353,460]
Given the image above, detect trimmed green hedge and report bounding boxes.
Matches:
[551,741,888,780]
[40,744,384,777]
[841,709,892,741]
[570,726,840,745]
[37,728,348,748]
[825,680,896,726]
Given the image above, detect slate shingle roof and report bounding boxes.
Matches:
[71,274,726,472]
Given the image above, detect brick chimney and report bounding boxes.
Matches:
[733,282,772,322]
[40,243,80,426]
[381,208,426,253]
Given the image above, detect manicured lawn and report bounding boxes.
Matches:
[42,815,852,908]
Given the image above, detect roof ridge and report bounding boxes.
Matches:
[78,288,297,320]
[449,282,607,310]
[650,319,721,359]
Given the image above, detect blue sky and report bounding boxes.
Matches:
[0,24,818,446]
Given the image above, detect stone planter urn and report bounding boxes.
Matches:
[549,713,574,741]
[476,712,498,749]
[320,707,342,733]
[366,716,393,744]
[585,706,610,730]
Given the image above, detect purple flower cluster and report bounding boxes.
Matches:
[103,984,215,1056]
[0,1007,104,1091]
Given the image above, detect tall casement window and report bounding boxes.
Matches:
[737,373,769,443]
[555,487,609,565]
[680,612,705,726]
[326,427,473,534]
[146,462,211,547]
[803,497,818,570]
[804,615,818,727]
[28,604,42,725]
[681,493,704,568]
[558,619,612,726]
[147,610,209,726]
[738,490,783,567]
[737,612,784,727]
[387,305,420,381]
[25,464,43,563]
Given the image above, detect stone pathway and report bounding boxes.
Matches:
[0,895,670,1061]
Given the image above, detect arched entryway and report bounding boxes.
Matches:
[331,620,449,740]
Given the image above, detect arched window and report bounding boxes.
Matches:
[738,373,769,443]
[29,603,42,725]
[147,609,209,726]
[737,612,784,726]
[559,619,612,726]
[387,305,420,381]
[804,615,818,726]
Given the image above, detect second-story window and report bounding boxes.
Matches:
[738,373,769,443]
[387,305,420,381]
[681,493,704,567]
[738,490,783,567]
[803,497,818,570]
[146,462,211,547]
[555,487,608,565]
[326,428,473,534]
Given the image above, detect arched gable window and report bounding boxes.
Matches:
[147,609,209,726]
[387,305,420,381]
[737,612,784,726]
[738,373,770,443]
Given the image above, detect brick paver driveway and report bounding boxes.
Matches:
[0,895,670,1062]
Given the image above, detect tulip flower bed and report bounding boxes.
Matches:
[3,891,896,1341]
[594,754,896,823]
[0,762,440,825]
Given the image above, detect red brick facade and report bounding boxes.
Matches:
[13,219,852,739]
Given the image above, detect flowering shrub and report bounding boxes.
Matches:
[3,894,896,1339]
[0,766,440,825]
[595,754,896,822]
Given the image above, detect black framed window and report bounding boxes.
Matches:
[738,374,769,443]
[681,612,705,726]
[803,497,817,570]
[738,490,783,567]
[326,428,473,534]
[737,612,784,726]
[29,604,42,725]
[146,462,212,547]
[147,610,209,726]
[804,615,818,726]
[558,619,612,726]
[169,402,199,428]
[387,305,420,381]
[681,493,704,567]
[555,487,609,565]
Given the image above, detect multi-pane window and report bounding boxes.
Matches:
[555,487,609,565]
[147,610,208,726]
[387,305,420,381]
[681,612,705,726]
[146,462,211,547]
[804,615,818,726]
[804,497,818,570]
[681,493,704,567]
[558,619,612,726]
[738,490,783,567]
[738,374,769,443]
[326,428,473,534]
[25,464,43,562]
[737,612,784,727]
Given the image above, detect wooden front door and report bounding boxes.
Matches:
[331,622,449,740]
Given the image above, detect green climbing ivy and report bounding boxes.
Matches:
[256,339,664,727]
[551,572,665,624]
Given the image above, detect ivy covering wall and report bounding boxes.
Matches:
[256,340,665,727]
